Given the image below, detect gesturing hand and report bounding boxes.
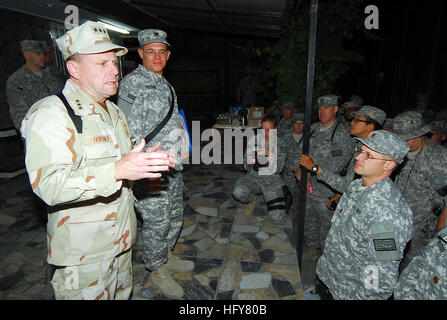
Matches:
[115,139,176,181]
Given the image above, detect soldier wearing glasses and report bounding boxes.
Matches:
[316,130,412,300]
[118,29,192,299]
[300,105,386,210]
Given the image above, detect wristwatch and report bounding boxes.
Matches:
[311,165,319,175]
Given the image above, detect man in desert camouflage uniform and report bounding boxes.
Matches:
[117,29,192,299]
[300,105,386,210]
[7,40,64,133]
[317,130,412,300]
[392,111,447,271]
[277,101,297,137]
[21,21,175,300]
[233,114,290,225]
[299,95,355,258]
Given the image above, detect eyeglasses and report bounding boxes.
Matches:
[142,49,168,58]
[351,118,370,124]
[356,149,393,161]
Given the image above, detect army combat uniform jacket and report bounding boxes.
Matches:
[308,120,355,198]
[118,64,183,171]
[21,79,136,267]
[316,140,362,194]
[7,65,64,131]
[317,178,413,299]
[394,226,447,300]
[394,140,447,240]
[277,117,294,138]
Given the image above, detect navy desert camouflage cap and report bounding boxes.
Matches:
[317,95,338,107]
[56,20,127,60]
[138,29,170,47]
[280,101,297,110]
[356,130,409,164]
[351,105,387,126]
[20,40,45,53]
[392,111,432,140]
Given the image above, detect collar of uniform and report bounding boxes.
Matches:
[62,79,118,118]
[137,64,166,85]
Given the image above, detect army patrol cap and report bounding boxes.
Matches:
[281,101,297,110]
[431,120,447,134]
[317,95,338,107]
[55,20,128,60]
[383,118,393,128]
[291,112,304,123]
[20,40,45,53]
[356,130,409,164]
[138,29,170,47]
[351,105,387,126]
[416,92,430,103]
[392,111,432,140]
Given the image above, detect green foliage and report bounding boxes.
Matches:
[255,0,369,113]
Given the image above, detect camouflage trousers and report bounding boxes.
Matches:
[50,249,133,300]
[135,172,183,271]
[233,174,286,221]
[303,193,334,250]
[282,174,300,212]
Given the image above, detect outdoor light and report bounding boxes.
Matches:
[97,21,130,34]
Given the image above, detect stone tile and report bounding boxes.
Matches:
[194,237,215,252]
[256,231,270,241]
[196,207,218,217]
[232,225,260,233]
[189,257,223,274]
[272,278,296,298]
[258,249,275,263]
[180,224,197,237]
[239,273,272,290]
[182,278,215,300]
[237,289,278,300]
[233,213,257,226]
[264,264,301,285]
[216,290,234,300]
[218,268,236,292]
[227,244,251,261]
[273,254,298,266]
[240,261,263,272]
[193,274,210,287]
[263,236,294,254]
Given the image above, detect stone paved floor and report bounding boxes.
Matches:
[0,163,304,300]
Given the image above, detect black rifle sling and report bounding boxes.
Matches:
[144,85,175,143]
[56,92,83,134]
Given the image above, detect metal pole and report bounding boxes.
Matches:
[296,0,318,271]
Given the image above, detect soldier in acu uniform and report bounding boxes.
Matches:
[395,222,447,300]
[299,95,355,259]
[281,112,304,215]
[300,105,386,209]
[7,40,64,134]
[316,130,412,300]
[117,29,193,299]
[392,111,447,271]
[233,114,290,225]
[21,21,175,300]
[277,101,297,138]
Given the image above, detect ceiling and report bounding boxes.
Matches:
[0,0,301,39]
